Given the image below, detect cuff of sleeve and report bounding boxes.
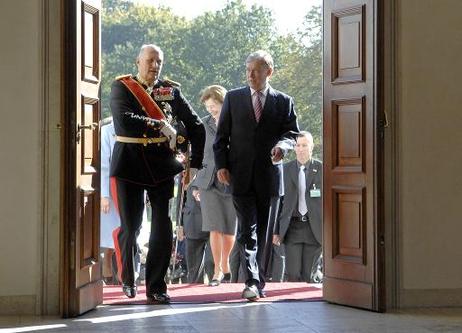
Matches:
[189,159,203,169]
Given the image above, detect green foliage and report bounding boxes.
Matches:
[271,6,323,158]
[179,1,276,106]
[101,0,322,158]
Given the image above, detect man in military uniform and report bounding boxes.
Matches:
[110,44,205,304]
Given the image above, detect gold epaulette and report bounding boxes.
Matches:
[115,74,132,80]
[163,78,181,87]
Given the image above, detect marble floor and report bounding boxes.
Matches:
[1,301,462,333]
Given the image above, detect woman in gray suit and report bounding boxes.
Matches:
[195,85,237,286]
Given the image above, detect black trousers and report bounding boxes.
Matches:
[185,238,214,283]
[266,243,286,282]
[261,196,281,280]
[229,241,246,282]
[233,192,271,290]
[116,178,173,295]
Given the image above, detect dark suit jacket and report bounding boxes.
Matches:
[110,77,205,186]
[276,159,323,244]
[182,185,209,240]
[213,86,299,196]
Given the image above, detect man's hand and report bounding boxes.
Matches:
[272,234,281,246]
[271,146,283,163]
[160,119,177,150]
[177,226,185,242]
[176,152,186,163]
[192,189,201,202]
[217,168,231,185]
[101,197,110,214]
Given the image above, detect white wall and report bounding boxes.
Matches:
[398,0,462,305]
[0,0,42,313]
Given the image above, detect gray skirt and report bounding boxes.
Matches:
[200,188,237,235]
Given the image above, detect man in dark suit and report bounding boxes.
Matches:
[262,163,285,282]
[273,131,322,282]
[181,183,214,283]
[110,44,205,304]
[214,50,299,300]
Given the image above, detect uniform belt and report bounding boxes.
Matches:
[116,135,167,145]
[291,215,309,222]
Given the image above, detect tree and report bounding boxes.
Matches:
[177,0,277,112]
[102,0,190,116]
[271,6,322,158]
[101,1,322,159]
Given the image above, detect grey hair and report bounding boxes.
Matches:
[297,131,314,144]
[245,50,274,69]
[137,44,163,59]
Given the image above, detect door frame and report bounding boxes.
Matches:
[51,0,400,316]
[36,0,64,316]
[382,0,399,309]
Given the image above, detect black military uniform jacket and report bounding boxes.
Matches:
[110,75,205,186]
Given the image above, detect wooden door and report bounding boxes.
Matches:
[323,0,385,311]
[62,0,102,317]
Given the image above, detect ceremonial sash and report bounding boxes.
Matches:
[118,76,166,121]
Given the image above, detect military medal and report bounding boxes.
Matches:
[161,102,173,123]
[153,87,174,101]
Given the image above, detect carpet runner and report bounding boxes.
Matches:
[104,283,323,305]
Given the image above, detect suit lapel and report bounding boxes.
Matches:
[243,86,256,124]
[305,160,318,195]
[289,160,299,189]
[259,86,276,124]
[306,161,314,191]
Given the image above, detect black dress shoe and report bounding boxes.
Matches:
[147,292,171,304]
[258,289,267,298]
[222,273,231,283]
[122,285,137,298]
[242,285,260,301]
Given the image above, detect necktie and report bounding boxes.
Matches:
[298,165,308,216]
[253,91,263,122]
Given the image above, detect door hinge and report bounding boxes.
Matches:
[379,110,389,128]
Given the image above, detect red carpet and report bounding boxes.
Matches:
[104,283,323,305]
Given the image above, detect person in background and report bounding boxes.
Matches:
[273,131,322,282]
[100,117,120,285]
[195,85,237,286]
[179,182,214,283]
[263,172,286,283]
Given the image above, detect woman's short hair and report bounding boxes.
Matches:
[200,85,227,104]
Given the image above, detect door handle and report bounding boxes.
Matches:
[78,122,98,131]
[76,122,98,143]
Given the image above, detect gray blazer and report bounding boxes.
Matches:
[276,159,323,244]
[195,115,223,190]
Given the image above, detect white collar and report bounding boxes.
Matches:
[250,84,270,97]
